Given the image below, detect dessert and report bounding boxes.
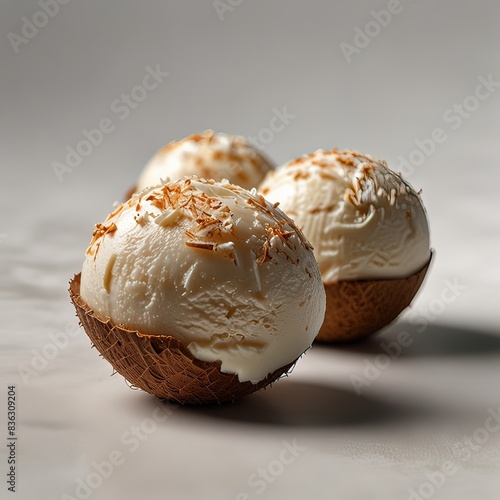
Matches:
[135,130,274,194]
[259,149,432,342]
[70,177,326,403]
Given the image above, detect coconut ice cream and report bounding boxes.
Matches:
[136,130,274,192]
[259,149,430,283]
[259,149,431,341]
[80,177,325,383]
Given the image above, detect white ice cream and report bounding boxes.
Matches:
[136,130,274,192]
[81,177,325,383]
[259,149,430,283]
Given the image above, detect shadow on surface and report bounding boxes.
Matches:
[134,322,500,428]
[325,321,500,357]
[177,379,432,428]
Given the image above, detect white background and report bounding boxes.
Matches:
[1,1,500,499]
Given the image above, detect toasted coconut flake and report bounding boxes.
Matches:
[185,241,216,251]
[86,222,118,258]
[107,204,125,221]
[256,240,272,265]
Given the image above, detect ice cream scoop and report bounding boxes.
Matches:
[71,177,326,403]
[135,130,274,193]
[259,149,431,341]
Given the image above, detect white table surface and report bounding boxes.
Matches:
[1,1,500,499]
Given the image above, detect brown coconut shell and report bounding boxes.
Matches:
[317,254,432,343]
[69,273,294,405]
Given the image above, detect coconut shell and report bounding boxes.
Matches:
[317,255,432,343]
[69,273,294,405]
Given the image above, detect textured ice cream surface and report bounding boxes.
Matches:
[136,130,274,192]
[80,177,325,383]
[259,149,430,283]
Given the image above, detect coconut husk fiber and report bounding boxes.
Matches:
[317,254,432,343]
[69,273,294,405]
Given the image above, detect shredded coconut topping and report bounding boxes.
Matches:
[86,222,117,258]
[87,177,312,269]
